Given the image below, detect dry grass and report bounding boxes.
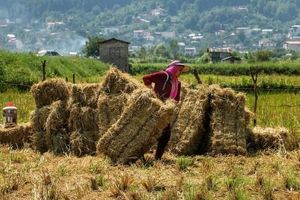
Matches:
[1,146,300,199]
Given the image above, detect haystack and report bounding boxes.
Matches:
[31,78,70,108]
[70,131,97,156]
[97,68,143,137]
[169,86,210,155]
[30,106,52,152]
[68,105,99,155]
[101,67,142,94]
[45,100,70,154]
[247,126,299,152]
[69,84,101,108]
[97,89,175,164]
[68,106,98,132]
[208,85,248,155]
[0,123,33,147]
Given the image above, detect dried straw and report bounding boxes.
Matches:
[69,84,101,108]
[68,105,98,132]
[208,85,248,155]
[70,131,98,156]
[45,100,70,154]
[101,67,142,94]
[169,86,210,155]
[0,123,33,148]
[97,89,175,164]
[31,78,70,108]
[247,126,299,152]
[97,68,142,137]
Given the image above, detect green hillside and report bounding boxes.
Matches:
[0,51,109,91]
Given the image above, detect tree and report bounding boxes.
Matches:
[168,39,180,59]
[255,50,272,61]
[83,36,104,58]
[138,46,147,62]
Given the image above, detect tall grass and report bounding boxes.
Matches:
[0,89,35,124]
[247,92,300,133]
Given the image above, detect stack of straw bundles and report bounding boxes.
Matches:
[208,85,248,155]
[170,86,210,155]
[97,89,175,164]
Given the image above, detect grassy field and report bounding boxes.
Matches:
[0,146,300,199]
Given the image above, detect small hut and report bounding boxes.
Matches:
[99,38,130,72]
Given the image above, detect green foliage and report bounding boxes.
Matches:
[176,156,194,171]
[255,51,273,62]
[83,36,105,58]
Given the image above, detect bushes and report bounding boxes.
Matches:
[132,62,300,76]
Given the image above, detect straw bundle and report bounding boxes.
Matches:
[31,78,70,108]
[97,68,143,136]
[97,89,175,164]
[101,67,142,94]
[69,84,101,108]
[0,123,33,147]
[169,86,210,155]
[208,85,248,155]
[68,105,98,132]
[45,100,70,154]
[247,126,299,152]
[68,105,99,155]
[70,131,97,156]
[30,106,52,152]
[30,106,51,132]
[97,93,129,136]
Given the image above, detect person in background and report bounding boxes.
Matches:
[143,60,190,159]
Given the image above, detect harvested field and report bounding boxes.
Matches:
[1,145,300,200]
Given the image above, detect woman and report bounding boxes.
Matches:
[143,60,190,159]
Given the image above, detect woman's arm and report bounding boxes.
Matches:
[143,71,167,88]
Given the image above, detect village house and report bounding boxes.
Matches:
[184,47,197,56]
[288,25,300,39]
[284,40,300,51]
[98,38,130,72]
[207,47,240,63]
[258,38,276,49]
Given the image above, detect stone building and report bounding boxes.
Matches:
[99,38,130,72]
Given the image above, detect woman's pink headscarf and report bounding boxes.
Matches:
[165,62,183,100]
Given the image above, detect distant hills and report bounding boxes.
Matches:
[1,0,300,52]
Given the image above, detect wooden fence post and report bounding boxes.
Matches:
[42,60,47,81]
[72,74,75,84]
[193,68,202,84]
[250,69,259,127]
